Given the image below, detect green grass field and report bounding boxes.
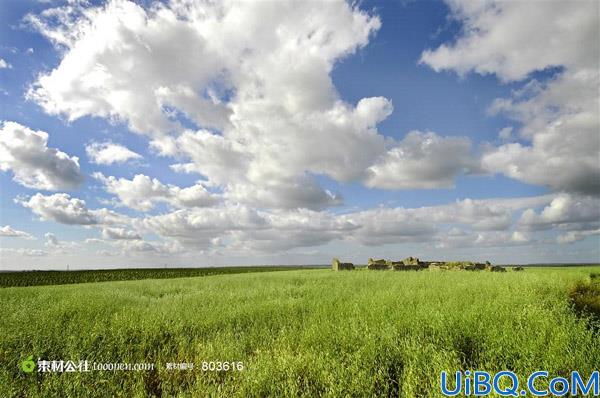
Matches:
[1,266,599,397]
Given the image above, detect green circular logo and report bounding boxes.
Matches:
[21,356,35,373]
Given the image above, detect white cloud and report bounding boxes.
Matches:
[136,204,268,249]
[0,121,84,190]
[93,172,218,211]
[0,58,11,69]
[101,227,141,240]
[557,229,600,244]
[365,131,476,189]
[115,239,183,255]
[133,194,557,253]
[84,238,106,244]
[17,193,129,226]
[421,0,600,196]
[335,195,548,246]
[223,178,342,211]
[26,0,381,138]
[341,208,435,246]
[482,70,600,195]
[19,193,97,224]
[26,0,474,209]
[232,209,357,252]
[44,232,59,247]
[12,191,596,259]
[0,225,33,239]
[13,0,598,265]
[435,229,533,249]
[519,194,600,231]
[86,141,142,165]
[498,127,513,141]
[0,248,47,257]
[43,232,80,253]
[169,163,196,174]
[420,1,599,82]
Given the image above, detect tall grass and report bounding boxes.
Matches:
[0,267,598,397]
[569,271,600,321]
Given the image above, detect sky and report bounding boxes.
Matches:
[0,0,598,270]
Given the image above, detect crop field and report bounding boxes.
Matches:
[0,266,317,288]
[1,266,599,397]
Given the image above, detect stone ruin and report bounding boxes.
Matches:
[367,258,391,270]
[332,256,515,272]
[331,258,355,271]
[427,260,500,271]
[367,257,428,271]
[366,257,510,272]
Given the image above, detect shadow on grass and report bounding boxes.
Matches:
[569,273,600,329]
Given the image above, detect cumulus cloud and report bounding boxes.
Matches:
[17,193,129,225]
[25,0,475,209]
[136,204,268,249]
[13,190,596,258]
[0,248,47,257]
[232,209,358,252]
[0,121,84,190]
[44,232,59,247]
[0,225,33,239]
[169,163,196,174]
[116,239,183,255]
[230,192,552,251]
[101,227,141,240]
[481,70,600,195]
[0,58,11,69]
[18,193,97,225]
[420,1,599,82]
[519,194,600,231]
[86,141,142,165]
[421,0,600,196]
[336,195,549,247]
[93,172,218,211]
[435,229,533,249]
[498,127,513,141]
[136,206,354,253]
[43,232,80,253]
[13,0,597,264]
[224,178,342,211]
[132,194,557,253]
[365,131,476,189]
[341,208,435,246]
[26,0,381,138]
[557,229,600,244]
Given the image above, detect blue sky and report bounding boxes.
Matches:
[0,0,598,269]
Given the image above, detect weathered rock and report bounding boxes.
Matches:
[402,256,421,266]
[331,257,354,271]
[364,256,503,273]
[367,258,391,270]
[465,263,487,271]
[332,257,340,271]
[428,262,444,271]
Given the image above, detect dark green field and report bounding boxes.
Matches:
[0,266,320,288]
[1,266,598,397]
